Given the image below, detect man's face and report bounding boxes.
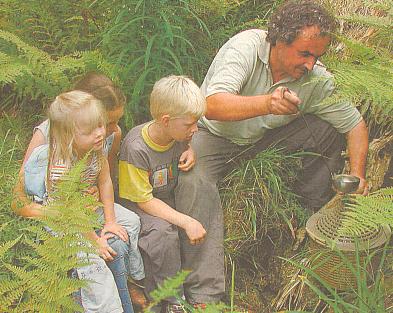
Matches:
[275,26,331,80]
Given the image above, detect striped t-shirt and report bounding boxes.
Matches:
[46,152,101,204]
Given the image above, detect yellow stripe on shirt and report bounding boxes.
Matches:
[118,160,153,203]
[141,122,174,152]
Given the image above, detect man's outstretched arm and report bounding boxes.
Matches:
[346,119,369,195]
[205,87,301,121]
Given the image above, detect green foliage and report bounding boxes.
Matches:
[0,0,104,55]
[220,148,306,310]
[340,0,393,49]
[0,115,39,270]
[322,0,393,134]
[99,0,215,126]
[323,37,393,132]
[0,30,115,111]
[147,270,191,308]
[222,148,305,254]
[144,271,239,313]
[284,242,390,313]
[340,187,393,236]
[0,124,101,312]
[205,0,279,47]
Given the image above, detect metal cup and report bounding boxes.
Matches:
[332,174,360,194]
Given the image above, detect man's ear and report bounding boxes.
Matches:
[161,114,171,126]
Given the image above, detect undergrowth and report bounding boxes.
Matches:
[221,148,306,310]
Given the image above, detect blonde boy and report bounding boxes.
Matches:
[119,75,206,313]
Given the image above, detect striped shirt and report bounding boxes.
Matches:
[46,152,101,204]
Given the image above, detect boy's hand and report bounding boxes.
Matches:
[184,218,206,245]
[96,233,117,261]
[178,146,195,172]
[102,222,129,242]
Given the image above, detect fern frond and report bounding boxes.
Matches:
[0,30,116,109]
[323,36,393,130]
[149,271,191,304]
[322,0,393,132]
[340,187,393,236]
[339,15,393,31]
[0,235,21,257]
[1,156,101,312]
[0,281,25,310]
[363,0,393,11]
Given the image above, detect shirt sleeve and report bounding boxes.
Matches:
[305,77,362,133]
[205,47,253,97]
[202,30,262,98]
[34,119,50,143]
[118,160,153,202]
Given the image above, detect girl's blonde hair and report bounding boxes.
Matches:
[150,75,206,120]
[48,90,105,164]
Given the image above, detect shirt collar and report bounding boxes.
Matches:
[258,31,271,66]
[142,121,174,152]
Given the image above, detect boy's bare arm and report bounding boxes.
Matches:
[97,158,128,241]
[138,198,206,245]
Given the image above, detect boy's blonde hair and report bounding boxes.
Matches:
[48,90,105,164]
[150,75,206,120]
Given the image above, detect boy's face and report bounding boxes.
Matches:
[166,115,199,142]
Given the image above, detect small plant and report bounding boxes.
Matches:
[283,242,390,313]
[220,148,305,311]
[143,271,240,313]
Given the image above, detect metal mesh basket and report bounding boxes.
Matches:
[306,208,391,290]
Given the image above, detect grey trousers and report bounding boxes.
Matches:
[122,202,183,313]
[174,115,345,303]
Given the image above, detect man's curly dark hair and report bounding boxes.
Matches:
[266,0,338,46]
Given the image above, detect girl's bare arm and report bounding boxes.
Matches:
[12,129,47,217]
[107,126,121,181]
[97,158,128,241]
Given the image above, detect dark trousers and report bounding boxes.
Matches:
[174,115,345,303]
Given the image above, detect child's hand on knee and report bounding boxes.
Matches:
[184,218,206,245]
[96,233,117,261]
[102,222,129,242]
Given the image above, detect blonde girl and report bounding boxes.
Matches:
[14,91,144,313]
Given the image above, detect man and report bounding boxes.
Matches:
[174,0,369,306]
